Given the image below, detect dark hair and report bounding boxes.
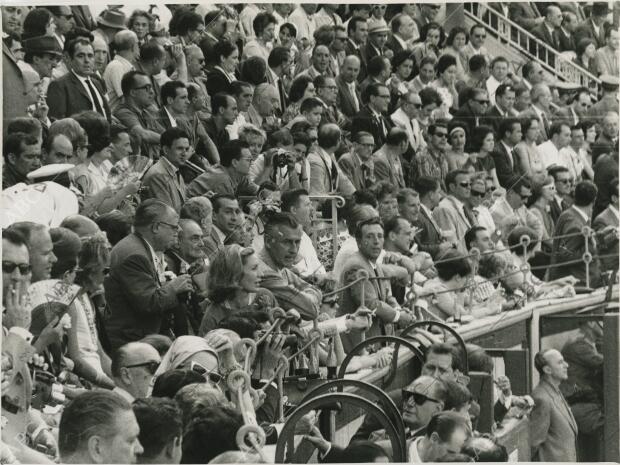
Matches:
[3,132,39,162]
[386,127,409,146]
[253,11,276,36]
[507,175,531,194]
[300,96,323,113]
[415,176,440,198]
[72,111,110,156]
[268,128,293,148]
[549,122,569,138]
[384,216,408,237]
[470,125,494,153]
[534,349,552,375]
[95,211,131,246]
[490,55,509,69]
[339,441,390,463]
[313,25,335,47]
[264,211,301,237]
[121,70,148,97]
[268,46,290,69]
[213,40,237,65]
[444,380,472,411]
[446,26,468,47]
[574,180,598,207]
[211,194,237,213]
[140,41,166,62]
[50,227,81,278]
[218,315,262,339]
[436,54,457,75]
[151,369,205,398]
[134,199,171,228]
[289,75,315,103]
[498,118,520,141]
[177,11,204,36]
[347,16,366,36]
[468,54,487,73]
[133,397,182,459]
[22,8,54,41]
[520,116,539,134]
[317,123,341,149]
[281,188,309,213]
[181,406,243,464]
[464,226,487,251]
[354,217,383,242]
[366,82,389,102]
[419,21,445,45]
[128,9,154,31]
[495,83,514,99]
[220,140,249,167]
[466,343,493,373]
[576,37,596,57]
[161,80,186,105]
[462,437,508,462]
[212,92,233,115]
[392,50,415,76]
[548,165,570,182]
[507,225,539,256]
[239,56,267,85]
[353,189,378,208]
[7,117,42,137]
[59,391,132,457]
[280,22,297,38]
[436,250,472,281]
[366,55,389,78]
[2,228,28,249]
[445,169,469,191]
[373,180,398,202]
[161,127,189,148]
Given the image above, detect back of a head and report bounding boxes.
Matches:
[175,383,228,426]
[60,214,100,238]
[341,440,390,463]
[59,391,132,459]
[151,369,205,398]
[462,436,509,462]
[132,397,182,461]
[426,411,469,441]
[264,211,300,238]
[50,227,82,279]
[209,451,264,464]
[95,211,132,246]
[574,180,598,207]
[181,405,243,464]
[134,199,171,229]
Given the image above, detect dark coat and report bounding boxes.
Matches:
[205,67,234,97]
[491,141,518,188]
[47,71,110,121]
[413,206,444,259]
[104,233,180,350]
[574,19,609,49]
[2,42,28,125]
[351,105,393,151]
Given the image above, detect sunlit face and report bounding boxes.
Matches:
[9,141,42,177]
[70,42,95,77]
[245,135,263,159]
[213,198,242,235]
[399,194,420,223]
[239,252,262,292]
[491,60,508,81]
[452,32,467,50]
[54,6,75,35]
[542,349,569,381]
[312,46,330,72]
[279,27,294,47]
[585,125,597,143]
[2,6,23,35]
[358,223,384,261]
[542,181,556,202]
[2,239,30,300]
[397,59,414,80]
[584,43,597,58]
[221,47,239,73]
[131,15,150,39]
[451,173,471,201]
[187,48,205,77]
[98,410,144,464]
[426,28,441,47]
[353,21,369,44]
[233,148,254,175]
[267,224,302,267]
[419,63,436,83]
[471,27,486,47]
[482,132,495,153]
[262,22,276,41]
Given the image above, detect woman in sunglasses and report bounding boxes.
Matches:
[199,245,276,336]
[68,232,116,389]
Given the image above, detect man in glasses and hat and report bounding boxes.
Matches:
[363,17,390,64]
[93,8,127,46]
[20,35,63,80]
[112,342,162,402]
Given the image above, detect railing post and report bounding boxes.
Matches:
[582,226,593,289]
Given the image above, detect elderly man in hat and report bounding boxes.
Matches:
[93,8,127,46]
[20,36,63,80]
[363,18,391,64]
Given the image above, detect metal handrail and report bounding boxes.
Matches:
[464,3,601,90]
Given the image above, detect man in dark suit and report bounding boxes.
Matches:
[200,10,226,70]
[142,127,189,212]
[159,80,191,130]
[482,84,519,134]
[345,17,369,81]
[203,93,235,149]
[413,176,453,258]
[574,2,610,49]
[530,349,578,462]
[548,166,572,223]
[266,46,291,114]
[351,83,393,150]
[558,11,578,52]
[104,199,195,351]
[492,118,523,188]
[47,37,111,122]
[386,14,416,56]
[452,88,489,139]
[593,177,619,272]
[549,181,602,287]
[336,56,362,118]
[2,7,29,125]
[531,5,563,51]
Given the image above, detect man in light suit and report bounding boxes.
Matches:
[338,132,376,191]
[594,28,619,77]
[549,180,603,287]
[391,91,425,155]
[308,123,355,196]
[47,37,111,122]
[142,128,189,212]
[593,177,619,272]
[530,349,578,462]
[336,55,362,118]
[433,170,476,252]
[104,199,195,350]
[519,84,553,144]
[372,128,407,189]
[337,217,415,352]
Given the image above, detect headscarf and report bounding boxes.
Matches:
[148,336,219,395]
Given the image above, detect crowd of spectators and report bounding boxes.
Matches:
[1,1,618,463]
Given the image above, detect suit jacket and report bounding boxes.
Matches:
[574,19,608,49]
[530,379,577,462]
[549,206,601,286]
[71,5,96,30]
[548,196,567,225]
[308,149,356,196]
[432,196,473,252]
[552,105,580,128]
[205,67,234,97]
[2,42,28,126]
[491,141,518,188]
[414,206,444,259]
[351,106,393,151]
[482,105,518,135]
[594,46,619,77]
[452,102,480,139]
[336,75,361,118]
[104,233,179,350]
[386,35,406,55]
[558,28,577,52]
[47,71,111,121]
[142,158,187,212]
[338,151,374,191]
[337,251,405,353]
[344,39,367,81]
[593,206,619,271]
[532,23,560,50]
[508,2,541,30]
[372,146,406,188]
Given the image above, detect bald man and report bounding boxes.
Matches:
[112,342,162,402]
[44,134,75,165]
[247,83,279,131]
[103,30,139,111]
[337,55,362,117]
[519,83,553,143]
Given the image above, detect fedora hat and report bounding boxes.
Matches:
[368,18,390,35]
[22,35,63,56]
[97,9,127,30]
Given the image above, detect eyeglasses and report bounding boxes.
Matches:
[189,361,223,384]
[434,132,448,138]
[474,34,486,38]
[377,94,391,99]
[459,182,472,188]
[133,84,153,92]
[158,221,180,231]
[2,261,31,275]
[474,99,490,105]
[486,186,496,193]
[471,190,486,198]
[402,390,441,406]
[124,360,160,375]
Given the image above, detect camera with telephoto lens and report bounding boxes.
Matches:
[30,370,66,410]
[273,149,289,168]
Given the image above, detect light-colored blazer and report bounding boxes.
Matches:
[372,145,406,188]
[433,195,473,252]
[142,158,186,212]
[338,152,374,191]
[308,148,355,196]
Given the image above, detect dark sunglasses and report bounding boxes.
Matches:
[403,390,441,405]
[459,182,472,188]
[471,190,486,198]
[474,99,490,105]
[486,186,496,193]
[434,132,448,138]
[520,194,531,201]
[190,361,223,384]
[124,361,160,375]
[474,34,486,38]
[556,179,572,184]
[2,261,32,275]
[322,299,338,308]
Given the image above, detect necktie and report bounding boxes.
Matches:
[350,83,360,112]
[85,78,106,118]
[463,206,477,226]
[540,112,550,138]
[375,114,386,139]
[330,160,338,191]
[277,79,287,111]
[509,148,516,170]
